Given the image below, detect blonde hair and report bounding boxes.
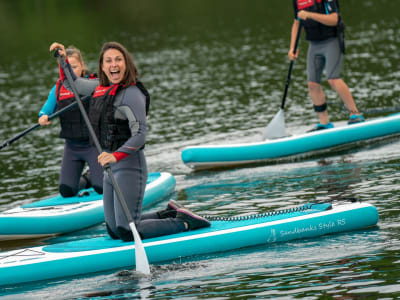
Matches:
[66,46,88,77]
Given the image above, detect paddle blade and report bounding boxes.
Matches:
[129,222,151,275]
[262,109,286,140]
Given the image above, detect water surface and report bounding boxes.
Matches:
[0,0,400,298]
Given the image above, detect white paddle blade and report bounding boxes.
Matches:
[129,222,151,275]
[262,109,286,140]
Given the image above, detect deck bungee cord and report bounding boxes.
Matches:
[201,203,323,222]
[201,197,363,222]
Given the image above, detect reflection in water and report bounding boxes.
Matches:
[82,271,154,300]
[315,157,361,203]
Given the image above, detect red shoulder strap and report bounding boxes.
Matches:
[297,0,315,10]
[93,84,119,98]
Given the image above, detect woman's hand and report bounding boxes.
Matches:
[297,10,310,21]
[38,115,51,126]
[288,49,299,61]
[98,151,117,166]
[50,42,66,58]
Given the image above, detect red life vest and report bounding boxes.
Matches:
[297,0,321,10]
[55,79,90,140]
[296,0,339,41]
[88,82,150,152]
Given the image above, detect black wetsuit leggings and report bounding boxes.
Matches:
[59,139,104,197]
[103,150,185,241]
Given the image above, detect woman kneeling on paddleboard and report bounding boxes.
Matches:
[39,46,104,197]
[50,41,210,241]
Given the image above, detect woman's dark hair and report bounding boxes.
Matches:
[98,42,139,86]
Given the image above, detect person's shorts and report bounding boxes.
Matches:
[307,37,343,83]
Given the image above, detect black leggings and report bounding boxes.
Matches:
[59,139,103,197]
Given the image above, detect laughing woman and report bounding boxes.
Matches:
[50,42,210,241]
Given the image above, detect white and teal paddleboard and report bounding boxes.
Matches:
[0,201,378,287]
[182,113,400,170]
[0,172,176,241]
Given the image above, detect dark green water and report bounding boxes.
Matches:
[1,0,400,298]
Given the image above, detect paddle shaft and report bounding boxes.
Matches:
[0,99,85,150]
[55,51,150,273]
[281,23,303,110]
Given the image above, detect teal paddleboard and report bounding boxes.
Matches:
[0,172,176,240]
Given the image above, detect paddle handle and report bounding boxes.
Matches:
[54,50,150,274]
[281,23,303,110]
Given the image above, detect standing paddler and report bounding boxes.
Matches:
[289,0,365,131]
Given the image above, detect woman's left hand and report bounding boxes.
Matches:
[98,152,117,166]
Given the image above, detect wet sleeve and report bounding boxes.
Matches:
[114,86,147,155]
[38,85,57,117]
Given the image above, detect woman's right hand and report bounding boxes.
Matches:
[38,115,51,126]
[98,152,117,167]
[288,48,299,61]
[50,42,66,58]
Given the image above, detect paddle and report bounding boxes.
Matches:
[263,23,303,140]
[0,99,87,150]
[54,50,151,275]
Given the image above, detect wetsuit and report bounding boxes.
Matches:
[62,65,186,241]
[293,0,343,82]
[39,79,103,197]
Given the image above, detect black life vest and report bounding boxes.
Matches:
[88,81,150,152]
[55,77,92,140]
[296,0,339,41]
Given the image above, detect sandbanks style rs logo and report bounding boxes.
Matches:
[279,218,347,237]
